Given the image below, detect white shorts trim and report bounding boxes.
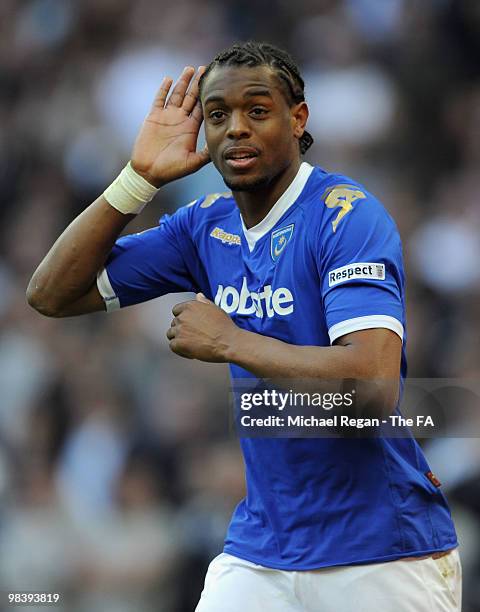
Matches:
[328,314,404,344]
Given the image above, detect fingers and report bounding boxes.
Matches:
[191,100,204,125]
[151,66,205,114]
[188,146,211,172]
[182,66,206,114]
[169,339,194,359]
[166,66,196,108]
[172,303,183,317]
[151,76,174,110]
[166,323,194,360]
[172,300,192,316]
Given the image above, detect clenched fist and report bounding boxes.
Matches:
[167,293,240,362]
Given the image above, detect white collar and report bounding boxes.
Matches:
[241,162,314,252]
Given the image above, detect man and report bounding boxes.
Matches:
[27,42,461,611]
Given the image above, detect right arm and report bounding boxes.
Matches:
[26,198,133,317]
[27,66,209,317]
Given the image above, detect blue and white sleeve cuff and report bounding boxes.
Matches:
[328,314,404,345]
[96,267,120,312]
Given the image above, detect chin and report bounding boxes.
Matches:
[223,172,271,192]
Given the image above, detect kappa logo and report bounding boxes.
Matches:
[271,224,294,262]
[210,226,241,246]
[328,262,385,287]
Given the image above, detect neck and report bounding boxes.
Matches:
[233,159,302,229]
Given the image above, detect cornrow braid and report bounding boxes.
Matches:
[199,41,314,155]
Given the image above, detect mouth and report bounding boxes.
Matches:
[223,146,259,171]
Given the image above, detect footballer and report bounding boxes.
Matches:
[27,42,461,611]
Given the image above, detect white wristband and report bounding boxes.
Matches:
[103,162,159,215]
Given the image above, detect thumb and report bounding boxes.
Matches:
[196,292,212,304]
[199,143,210,162]
[190,145,210,171]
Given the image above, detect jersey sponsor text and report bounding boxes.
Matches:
[214,277,293,317]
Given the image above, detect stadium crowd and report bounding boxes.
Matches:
[0,0,479,610]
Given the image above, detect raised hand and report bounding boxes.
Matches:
[131,66,210,187]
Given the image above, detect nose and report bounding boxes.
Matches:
[226,110,251,140]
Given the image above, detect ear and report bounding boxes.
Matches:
[291,101,309,140]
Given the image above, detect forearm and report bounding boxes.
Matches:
[226,328,400,417]
[227,329,366,379]
[27,196,133,315]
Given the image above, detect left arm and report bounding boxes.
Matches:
[166,294,401,417]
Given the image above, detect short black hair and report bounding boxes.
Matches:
[199,41,314,155]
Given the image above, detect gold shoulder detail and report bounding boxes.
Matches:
[200,192,232,208]
[321,184,367,232]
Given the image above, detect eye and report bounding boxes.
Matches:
[208,110,226,122]
[250,107,268,117]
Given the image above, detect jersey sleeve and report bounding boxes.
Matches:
[316,185,405,344]
[97,202,201,311]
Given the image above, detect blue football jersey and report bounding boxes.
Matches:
[97,162,458,569]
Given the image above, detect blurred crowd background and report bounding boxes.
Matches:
[0,0,479,610]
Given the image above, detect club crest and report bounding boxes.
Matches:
[271,224,294,262]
